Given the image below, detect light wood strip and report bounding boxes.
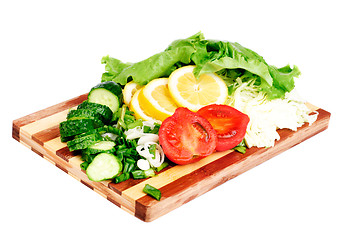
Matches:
[43,155,56,165]
[121,150,233,203]
[20,109,68,139]
[44,137,67,153]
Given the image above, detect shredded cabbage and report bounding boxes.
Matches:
[228,81,318,148]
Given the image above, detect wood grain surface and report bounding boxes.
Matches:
[12,95,331,222]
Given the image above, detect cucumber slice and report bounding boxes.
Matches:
[88,81,123,114]
[74,126,109,139]
[67,109,103,121]
[86,153,122,182]
[85,141,116,154]
[67,133,103,151]
[59,119,95,139]
[77,101,113,123]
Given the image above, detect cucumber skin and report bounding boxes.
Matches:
[59,119,96,139]
[67,109,103,121]
[77,101,113,123]
[74,126,109,139]
[67,133,103,151]
[88,81,123,114]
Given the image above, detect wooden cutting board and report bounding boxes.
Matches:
[12,93,331,222]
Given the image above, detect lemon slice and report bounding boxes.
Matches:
[168,65,228,111]
[129,88,157,122]
[138,78,178,122]
[123,81,142,105]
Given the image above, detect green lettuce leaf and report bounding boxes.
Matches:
[101,32,300,99]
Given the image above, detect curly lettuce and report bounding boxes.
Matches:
[101,32,300,99]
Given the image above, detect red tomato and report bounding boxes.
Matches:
[158,107,217,165]
[197,104,249,151]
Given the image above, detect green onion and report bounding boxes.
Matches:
[155,161,169,172]
[114,172,130,183]
[143,184,161,201]
[127,119,143,130]
[123,158,136,173]
[132,169,156,179]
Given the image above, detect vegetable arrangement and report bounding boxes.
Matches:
[60,32,318,200]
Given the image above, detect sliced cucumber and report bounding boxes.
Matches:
[67,109,103,121]
[59,119,95,139]
[77,101,113,123]
[74,126,108,139]
[88,81,123,114]
[67,133,103,151]
[86,153,122,182]
[85,141,116,154]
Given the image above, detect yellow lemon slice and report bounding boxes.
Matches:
[123,81,142,105]
[168,65,228,111]
[138,78,178,122]
[129,88,157,122]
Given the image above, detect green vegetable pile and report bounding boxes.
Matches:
[101,31,300,99]
[59,81,168,190]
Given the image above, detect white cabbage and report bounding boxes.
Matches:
[229,81,318,148]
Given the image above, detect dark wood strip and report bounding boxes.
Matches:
[13,93,88,129]
[135,108,331,221]
[107,196,122,208]
[56,146,78,162]
[12,122,20,142]
[31,147,44,158]
[55,163,68,174]
[80,180,94,190]
[32,125,60,146]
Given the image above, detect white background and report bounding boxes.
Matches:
[1,0,358,239]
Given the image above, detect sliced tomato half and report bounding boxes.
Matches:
[158,107,217,165]
[197,104,250,151]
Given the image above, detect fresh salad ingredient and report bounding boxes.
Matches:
[124,120,165,168]
[167,65,228,111]
[67,132,103,152]
[136,142,165,168]
[129,88,158,122]
[228,81,318,148]
[159,107,217,165]
[132,169,156,179]
[85,140,116,154]
[102,32,300,100]
[138,78,178,122]
[123,81,142,105]
[59,119,97,141]
[88,81,123,114]
[77,101,113,124]
[197,104,250,151]
[143,184,162,201]
[59,82,169,187]
[86,153,122,182]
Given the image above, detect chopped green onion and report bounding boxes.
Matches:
[143,184,161,201]
[127,119,143,130]
[132,169,156,179]
[155,161,169,172]
[114,172,130,183]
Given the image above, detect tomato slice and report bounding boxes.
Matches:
[158,107,217,165]
[197,104,249,151]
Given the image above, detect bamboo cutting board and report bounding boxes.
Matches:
[12,93,331,222]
